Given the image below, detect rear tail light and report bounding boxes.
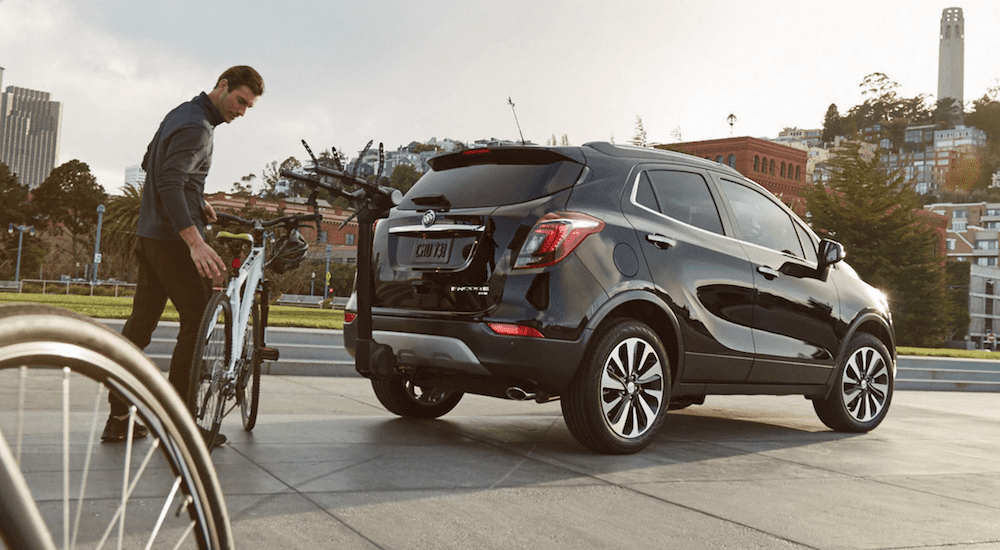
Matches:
[513,212,604,269]
[344,312,357,323]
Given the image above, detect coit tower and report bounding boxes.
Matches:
[937,7,964,106]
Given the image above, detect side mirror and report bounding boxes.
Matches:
[818,239,845,268]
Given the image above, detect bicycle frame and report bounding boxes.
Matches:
[207,236,267,383]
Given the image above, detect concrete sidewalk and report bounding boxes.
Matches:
[208,377,1000,550]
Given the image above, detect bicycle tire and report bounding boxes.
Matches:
[189,292,231,446]
[0,303,232,549]
[238,293,262,431]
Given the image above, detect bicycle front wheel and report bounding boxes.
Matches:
[238,293,262,431]
[0,303,232,549]
[189,292,231,446]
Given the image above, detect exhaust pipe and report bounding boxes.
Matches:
[506,387,559,403]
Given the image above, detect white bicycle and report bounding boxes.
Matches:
[188,211,318,444]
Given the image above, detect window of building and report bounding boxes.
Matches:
[986,280,995,295]
[987,318,994,333]
[318,230,328,243]
[954,210,968,218]
[946,238,956,250]
[769,159,775,175]
[953,221,967,231]
[977,257,997,267]
[727,154,736,168]
[795,165,801,181]
[780,162,786,178]
[346,233,356,246]
[977,240,999,250]
[754,156,760,171]
[986,298,994,315]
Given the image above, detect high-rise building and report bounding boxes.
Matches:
[937,7,965,106]
[124,164,146,188]
[0,67,63,189]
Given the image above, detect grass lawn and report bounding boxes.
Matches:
[5,293,999,358]
[0,293,345,330]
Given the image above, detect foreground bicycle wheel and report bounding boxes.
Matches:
[0,303,232,549]
[189,292,231,445]
[237,293,262,431]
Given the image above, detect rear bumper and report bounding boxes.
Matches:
[344,315,588,392]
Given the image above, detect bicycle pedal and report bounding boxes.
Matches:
[259,347,279,361]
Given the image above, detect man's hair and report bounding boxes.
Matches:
[217,66,264,96]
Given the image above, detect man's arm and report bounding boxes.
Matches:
[179,225,226,279]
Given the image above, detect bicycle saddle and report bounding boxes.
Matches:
[217,231,254,244]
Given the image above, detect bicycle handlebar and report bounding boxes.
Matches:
[215,211,318,229]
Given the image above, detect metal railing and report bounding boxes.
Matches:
[0,279,137,297]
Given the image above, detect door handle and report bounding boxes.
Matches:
[757,266,780,280]
[645,234,678,250]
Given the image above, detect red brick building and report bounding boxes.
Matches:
[658,137,809,213]
[205,192,359,263]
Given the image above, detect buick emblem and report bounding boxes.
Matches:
[421,210,437,228]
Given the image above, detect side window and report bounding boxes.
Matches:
[644,170,724,234]
[793,221,818,264]
[719,179,804,258]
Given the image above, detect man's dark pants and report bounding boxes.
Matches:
[110,237,211,416]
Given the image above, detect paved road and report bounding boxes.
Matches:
[53,321,1000,548]
[101,319,358,376]
[205,379,999,550]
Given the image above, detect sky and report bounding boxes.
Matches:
[2,0,999,195]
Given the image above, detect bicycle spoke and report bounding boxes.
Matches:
[0,304,232,549]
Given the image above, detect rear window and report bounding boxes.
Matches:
[400,149,584,209]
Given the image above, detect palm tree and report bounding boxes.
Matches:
[102,182,142,280]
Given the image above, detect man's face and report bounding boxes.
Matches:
[212,81,258,123]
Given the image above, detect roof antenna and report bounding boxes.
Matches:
[508,97,525,145]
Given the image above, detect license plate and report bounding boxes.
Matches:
[412,240,452,264]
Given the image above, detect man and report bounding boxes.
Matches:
[102,66,264,447]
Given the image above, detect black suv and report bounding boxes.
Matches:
[344,142,895,454]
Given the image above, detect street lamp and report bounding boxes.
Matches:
[92,204,105,284]
[7,223,35,284]
[311,272,316,296]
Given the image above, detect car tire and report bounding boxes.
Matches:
[562,319,670,454]
[372,377,464,419]
[813,332,894,432]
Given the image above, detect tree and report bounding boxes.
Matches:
[230,173,256,197]
[804,143,949,346]
[0,162,43,279]
[389,164,422,196]
[965,95,1000,189]
[30,160,107,268]
[842,73,931,149]
[630,116,647,147]
[821,104,843,143]
[101,182,143,280]
[261,156,302,198]
[944,261,970,341]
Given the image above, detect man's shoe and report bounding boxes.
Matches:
[101,415,150,442]
[199,427,227,449]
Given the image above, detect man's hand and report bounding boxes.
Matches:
[204,201,218,223]
[179,225,226,279]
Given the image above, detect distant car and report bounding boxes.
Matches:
[345,142,895,454]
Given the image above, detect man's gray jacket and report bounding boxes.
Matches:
[136,92,225,240]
